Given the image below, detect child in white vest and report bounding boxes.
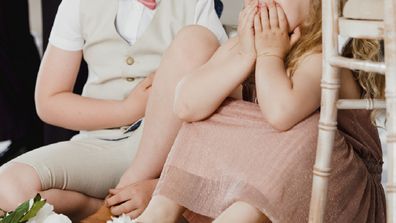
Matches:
[0,0,227,220]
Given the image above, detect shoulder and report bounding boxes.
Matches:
[299,53,323,67]
[290,53,323,89]
[49,0,83,51]
[53,0,81,25]
[58,0,81,12]
[294,53,323,77]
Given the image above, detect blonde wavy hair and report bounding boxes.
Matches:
[287,0,385,99]
[244,0,386,103]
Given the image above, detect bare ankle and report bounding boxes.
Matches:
[135,208,174,223]
[135,196,184,223]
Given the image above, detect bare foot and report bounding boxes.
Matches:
[134,196,185,223]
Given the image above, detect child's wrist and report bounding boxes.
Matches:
[237,48,256,59]
[256,52,285,61]
[120,99,137,123]
[237,51,257,66]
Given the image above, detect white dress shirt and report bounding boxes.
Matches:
[49,0,228,51]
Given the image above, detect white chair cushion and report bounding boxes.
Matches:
[343,0,384,20]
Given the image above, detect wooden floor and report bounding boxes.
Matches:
[81,205,112,223]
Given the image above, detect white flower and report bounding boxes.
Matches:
[27,203,54,223]
[107,214,135,223]
[27,203,71,223]
[43,213,71,223]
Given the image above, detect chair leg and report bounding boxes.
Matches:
[308,0,341,222]
[384,0,396,222]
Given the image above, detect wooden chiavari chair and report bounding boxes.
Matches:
[309,0,396,222]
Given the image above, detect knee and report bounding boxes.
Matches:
[168,25,220,62]
[0,163,41,210]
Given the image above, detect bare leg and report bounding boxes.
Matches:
[41,189,102,221]
[214,201,270,223]
[118,26,220,186]
[0,163,102,221]
[135,199,270,223]
[135,195,185,223]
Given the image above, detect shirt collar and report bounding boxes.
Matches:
[133,0,161,4]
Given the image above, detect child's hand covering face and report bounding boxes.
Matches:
[237,0,259,59]
[254,0,301,60]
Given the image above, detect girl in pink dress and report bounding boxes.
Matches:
[131,0,385,222]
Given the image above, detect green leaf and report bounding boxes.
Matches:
[1,200,29,223]
[0,194,46,223]
[19,200,46,222]
[9,202,29,223]
[1,214,13,223]
[33,194,42,203]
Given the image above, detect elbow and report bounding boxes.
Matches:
[173,81,208,122]
[35,93,55,125]
[260,106,296,132]
[267,116,294,132]
[35,98,51,124]
[173,93,210,122]
[173,100,203,122]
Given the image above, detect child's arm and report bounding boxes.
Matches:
[35,45,152,131]
[254,2,322,131]
[174,38,254,122]
[255,55,322,131]
[173,1,259,122]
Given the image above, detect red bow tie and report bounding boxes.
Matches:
[138,0,157,10]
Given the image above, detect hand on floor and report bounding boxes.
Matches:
[105,179,159,219]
